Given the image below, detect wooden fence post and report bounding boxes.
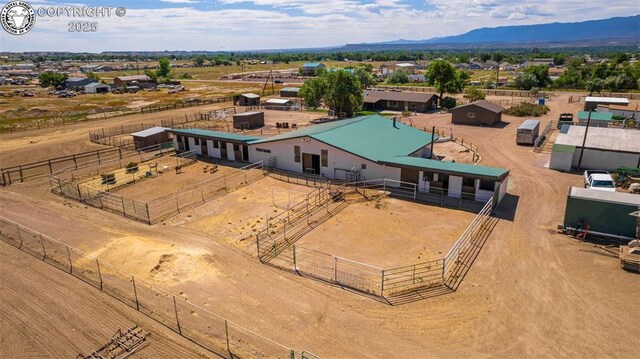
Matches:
[96,259,103,290]
[39,234,47,261]
[173,296,182,335]
[66,245,73,274]
[224,319,231,354]
[132,276,140,311]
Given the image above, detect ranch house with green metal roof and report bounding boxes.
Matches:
[249,114,510,205]
[168,114,510,205]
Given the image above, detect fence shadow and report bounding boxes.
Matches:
[443,216,500,291]
[383,283,453,306]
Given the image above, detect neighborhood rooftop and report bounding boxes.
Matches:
[250,114,439,162]
[364,91,437,104]
[241,93,260,99]
[577,111,614,121]
[584,96,630,105]
[131,126,169,137]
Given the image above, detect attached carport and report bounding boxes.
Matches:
[380,156,510,207]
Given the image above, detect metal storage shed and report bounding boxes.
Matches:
[131,127,170,149]
[450,100,504,126]
[233,111,265,130]
[563,187,640,239]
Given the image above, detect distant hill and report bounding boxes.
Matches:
[343,15,640,50]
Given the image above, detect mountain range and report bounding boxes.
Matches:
[343,15,640,51]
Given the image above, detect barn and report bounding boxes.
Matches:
[84,82,110,94]
[131,127,171,149]
[363,91,438,113]
[248,114,509,205]
[549,126,640,171]
[113,75,156,89]
[234,93,260,106]
[280,87,301,98]
[451,100,504,126]
[233,111,265,130]
[169,129,259,162]
[584,96,629,111]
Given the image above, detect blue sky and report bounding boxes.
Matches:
[0,0,638,52]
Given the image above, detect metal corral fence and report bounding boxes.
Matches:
[257,175,495,300]
[376,85,552,98]
[48,143,183,224]
[0,147,128,186]
[147,160,267,224]
[533,121,554,152]
[0,216,310,358]
[443,198,494,286]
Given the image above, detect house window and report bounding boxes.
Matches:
[409,102,417,109]
[462,177,475,187]
[321,149,328,167]
[213,141,219,149]
[479,180,494,191]
[388,100,397,107]
[467,112,476,119]
[361,163,367,170]
[294,145,301,163]
[255,147,271,153]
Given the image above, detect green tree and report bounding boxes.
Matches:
[513,73,539,90]
[440,97,457,110]
[38,71,68,89]
[144,69,158,80]
[425,60,466,105]
[323,70,363,118]
[354,65,377,88]
[463,87,486,102]
[585,79,603,95]
[385,68,410,84]
[299,77,326,109]
[156,57,171,78]
[193,56,205,67]
[524,65,551,88]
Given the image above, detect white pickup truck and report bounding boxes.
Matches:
[584,170,616,192]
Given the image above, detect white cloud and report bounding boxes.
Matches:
[1,0,637,52]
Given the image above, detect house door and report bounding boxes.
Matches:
[233,143,242,161]
[201,140,208,156]
[242,144,249,161]
[220,141,227,159]
[302,153,320,174]
[400,168,419,187]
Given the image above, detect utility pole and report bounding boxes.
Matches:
[577,110,592,169]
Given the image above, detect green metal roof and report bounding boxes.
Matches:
[577,111,613,121]
[168,128,261,142]
[249,115,439,162]
[281,87,301,92]
[380,156,509,180]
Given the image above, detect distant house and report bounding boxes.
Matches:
[15,63,36,70]
[234,93,260,106]
[408,74,425,83]
[80,64,113,73]
[380,63,416,77]
[113,75,156,89]
[548,67,565,77]
[363,90,438,113]
[300,63,326,76]
[524,58,554,67]
[64,77,93,90]
[451,100,504,126]
[280,87,301,98]
[84,82,110,94]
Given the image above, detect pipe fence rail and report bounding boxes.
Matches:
[0,215,309,359]
[256,178,495,301]
[533,121,554,152]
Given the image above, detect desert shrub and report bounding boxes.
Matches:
[504,102,549,117]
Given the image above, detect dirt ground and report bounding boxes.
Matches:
[108,160,243,203]
[1,92,640,358]
[433,140,477,163]
[297,197,476,267]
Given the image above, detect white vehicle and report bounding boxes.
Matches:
[583,170,616,192]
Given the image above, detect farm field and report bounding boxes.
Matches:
[1,92,639,358]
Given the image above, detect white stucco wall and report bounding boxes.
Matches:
[572,149,640,171]
[474,180,494,202]
[498,177,509,203]
[249,137,401,181]
[226,142,235,161]
[448,176,463,198]
[550,150,574,172]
